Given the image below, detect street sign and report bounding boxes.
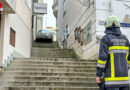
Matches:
[99,21,130,27]
[120,23,130,27]
[33,3,47,14]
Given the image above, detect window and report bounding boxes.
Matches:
[74,27,83,46]
[64,29,66,39]
[82,21,92,45]
[64,24,69,40]
[77,27,81,43]
[63,0,66,17]
[74,27,78,40]
[10,28,16,47]
[66,24,69,36]
[80,29,83,46]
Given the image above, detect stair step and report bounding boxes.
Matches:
[32,50,71,54]
[8,64,97,68]
[2,71,96,77]
[32,50,70,52]
[0,86,99,90]
[13,58,97,62]
[31,53,71,54]
[31,56,73,58]
[31,55,72,57]
[9,62,97,66]
[8,64,96,68]
[11,62,96,65]
[0,76,96,82]
[14,57,97,60]
[31,55,73,56]
[0,81,98,87]
[4,68,96,72]
[12,60,96,63]
[0,42,98,89]
[31,54,72,56]
[32,48,69,50]
[31,52,71,54]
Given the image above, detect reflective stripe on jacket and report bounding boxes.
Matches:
[96,29,130,88]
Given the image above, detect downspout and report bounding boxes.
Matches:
[110,0,113,15]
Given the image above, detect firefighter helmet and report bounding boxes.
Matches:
[105,15,120,28]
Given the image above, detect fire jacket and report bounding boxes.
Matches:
[96,27,130,88]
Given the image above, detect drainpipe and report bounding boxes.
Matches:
[110,0,113,15]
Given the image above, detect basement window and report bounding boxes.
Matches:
[10,28,16,47]
[74,27,78,40]
[77,27,81,43]
[63,0,66,17]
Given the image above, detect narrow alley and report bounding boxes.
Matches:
[0,0,130,90]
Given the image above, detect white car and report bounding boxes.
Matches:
[36,30,53,42]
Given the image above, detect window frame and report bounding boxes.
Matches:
[83,21,92,45]
[10,28,16,47]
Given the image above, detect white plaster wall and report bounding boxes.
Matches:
[96,0,130,38]
[56,0,130,59]
[0,13,5,65]
[2,13,15,64]
[2,0,32,65]
[96,0,111,36]
[112,0,130,40]
[57,0,64,48]
[0,12,12,65]
[10,14,31,58]
[57,0,97,59]
[3,14,31,64]
[16,0,32,30]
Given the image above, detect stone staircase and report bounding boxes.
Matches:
[0,42,98,90]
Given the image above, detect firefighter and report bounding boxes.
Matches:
[96,15,130,90]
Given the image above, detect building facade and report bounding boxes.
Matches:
[32,0,44,40]
[53,0,130,59]
[0,0,32,67]
[52,0,58,41]
[46,27,57,41]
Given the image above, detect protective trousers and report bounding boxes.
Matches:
[106,87,129,90]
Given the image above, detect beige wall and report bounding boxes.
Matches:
[46,27,57,41]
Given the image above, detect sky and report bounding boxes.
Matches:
[43,0,56,29]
